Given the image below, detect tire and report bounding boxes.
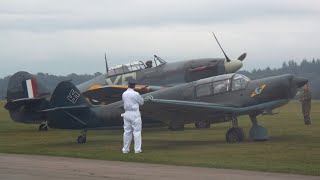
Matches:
[195,120,210,129]
[226,127,245,143]
[77,136,87,144]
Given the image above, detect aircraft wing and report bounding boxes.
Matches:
[141,98,289,121]
[83,85,165,104]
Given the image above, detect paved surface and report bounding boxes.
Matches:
[0,153,319,180]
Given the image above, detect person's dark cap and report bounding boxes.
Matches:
[127,78,137,85]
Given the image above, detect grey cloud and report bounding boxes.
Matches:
[0,1,319,32]
[1,0,320,77]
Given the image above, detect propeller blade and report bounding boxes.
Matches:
[238,53,247,61]
[212,32,231,62]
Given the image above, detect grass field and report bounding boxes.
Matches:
[0,101,319,175]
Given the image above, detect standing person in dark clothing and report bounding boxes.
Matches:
[300,83,312,125]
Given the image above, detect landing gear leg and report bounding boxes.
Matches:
[63,110,88,144]
[249,114,268,141]
[226,116,245,143]
[77,128,87,144]
[39,121,48,131]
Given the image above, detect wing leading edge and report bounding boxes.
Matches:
[83,85,165,104]
[143,98,290,114]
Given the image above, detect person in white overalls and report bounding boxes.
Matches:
[121,79,144,154]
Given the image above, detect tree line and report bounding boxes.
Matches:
[0,58,319,100]
[238,58,320,99]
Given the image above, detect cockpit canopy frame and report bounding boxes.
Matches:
[106,55,167,76]
[195,73,250,98]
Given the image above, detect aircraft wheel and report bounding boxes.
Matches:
[39,124,48,131]
[195,120,210,129]
[77,135,87,144]
[226,127,245,143]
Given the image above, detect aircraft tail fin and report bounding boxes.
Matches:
[5,71,50,123]
[50,81,90,108]
[6,71,49,101]
[46,81,91,129]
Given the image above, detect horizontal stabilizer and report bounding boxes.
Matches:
[4,96,49,111]
[38,105,88,112]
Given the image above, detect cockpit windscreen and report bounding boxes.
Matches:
[231,74,250,91]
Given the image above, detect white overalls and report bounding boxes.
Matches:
[122,88,144,153]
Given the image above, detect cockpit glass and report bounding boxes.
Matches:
[212,79,230,94]
[107,61,146,76]
[196,83,212,97]
[231,74,250,91]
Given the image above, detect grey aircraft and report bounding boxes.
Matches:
[5,34,248,130]
[78,33,247,105]
[5,71,308,144]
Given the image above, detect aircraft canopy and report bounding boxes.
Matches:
[107,55,167,76]
[107,61,146,76]
[195,73,250,97]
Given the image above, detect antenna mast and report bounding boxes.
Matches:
[105,53,109,75]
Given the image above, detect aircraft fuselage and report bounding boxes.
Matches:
[48,73,307,129]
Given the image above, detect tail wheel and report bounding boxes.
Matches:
[226,127,245,143]
[195,120,210,128]
[77,135,86,144]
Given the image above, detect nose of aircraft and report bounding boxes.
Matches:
[224,59,243,73]
[293,76,308,88]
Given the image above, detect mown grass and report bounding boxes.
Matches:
[0,101,319,175]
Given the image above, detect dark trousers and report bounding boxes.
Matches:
[302,102,311,125]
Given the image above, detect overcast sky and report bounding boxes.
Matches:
[0,0,319,77]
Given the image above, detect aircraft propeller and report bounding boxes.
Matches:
[212,32,247,73]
